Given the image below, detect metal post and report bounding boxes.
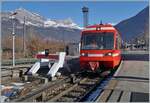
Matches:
[11,12,17,67]
[23,16,26,57]
[12,22,15,67]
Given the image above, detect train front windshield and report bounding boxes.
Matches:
[81,32,114,50]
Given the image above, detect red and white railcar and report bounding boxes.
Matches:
[80,24,121,73]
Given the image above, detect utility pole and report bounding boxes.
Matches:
[23,16,26,57]
[12,22,15,67]
[10,12,17,67]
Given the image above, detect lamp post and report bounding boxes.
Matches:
[10,12,17,67]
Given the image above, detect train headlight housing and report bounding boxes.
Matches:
[105,52,119,57]
[107,53,112,56]
[80,53,88,56]
[81,53,86,56]
[81,53,85,56]
[105,52,112,56]
[112,53,119,57]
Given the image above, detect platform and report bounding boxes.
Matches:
[96,52,149,102]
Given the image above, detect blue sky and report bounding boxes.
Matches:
[2,1,149,27]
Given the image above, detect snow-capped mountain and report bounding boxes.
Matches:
[44,18,82,29]
[1,8,82,29]
[1,8,81,43]
[1,8,45,27]
[14,8,45,27]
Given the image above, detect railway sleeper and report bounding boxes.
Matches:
[49,78,101,102]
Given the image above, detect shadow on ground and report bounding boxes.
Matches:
[58,58,81,76]
[122,54,149,61]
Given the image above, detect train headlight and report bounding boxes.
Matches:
[112,53,119,57]
[81,53,85,56]
[107,53,112,56]
[105,52,119,57]
[105,52,112,56]
[80,53,88,56]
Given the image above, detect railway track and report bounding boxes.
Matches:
[48,75,102,102]
[1,75,48,102]
[10,75,101,102]
[3,70,116,102]
[47,65,118,102]
[12,76,71,102]
[2,61,120,102]
[1,64,32,77]
[1,65,31,84]
[1,58,37,66]
[7,72,98,102]
[11,78,42,99]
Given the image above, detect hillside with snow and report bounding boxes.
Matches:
[1,8,82,43]
[2,8,82,29]
[44,18,82,29]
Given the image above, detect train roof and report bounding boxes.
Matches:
[82,24,118,32]
[86,24,113,28]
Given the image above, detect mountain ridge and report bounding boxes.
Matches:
[1,7,82,29]
[1,8,82,43]
[1,6,149,44]
[115,6,149,45]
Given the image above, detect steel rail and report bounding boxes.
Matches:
[12,77,70,102]
[47,76,102,102]
[48,78,87,102]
